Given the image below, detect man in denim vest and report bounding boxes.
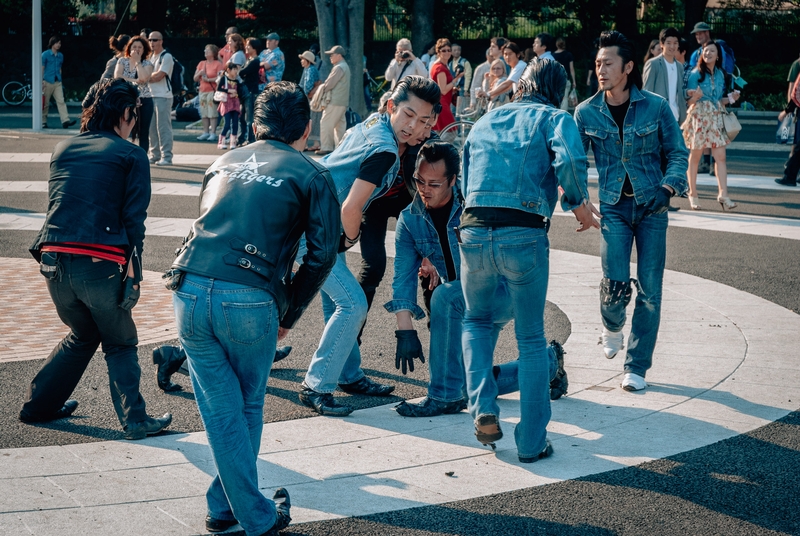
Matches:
[574,31,688,392]
[385,141,569,418]
[297,76,442,416]
[460,59,599,463]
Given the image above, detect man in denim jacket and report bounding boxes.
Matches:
[385,141,569,417]
[460,59,599,463]
[296,76,442,417]
[574,31,688,392]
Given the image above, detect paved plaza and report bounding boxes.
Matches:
[1,108,799,535]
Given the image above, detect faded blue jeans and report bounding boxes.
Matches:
[460,226,551,459]
[429,280,527,402]
[299,250,368,393]
[172,274,280,536]
[600,196,668,378]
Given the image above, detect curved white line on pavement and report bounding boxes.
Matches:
[1,250,797,533]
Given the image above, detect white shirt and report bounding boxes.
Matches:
[508,61,526,94]
[664,57,679,121]
[149,50,174,99]
[538,51,555,61]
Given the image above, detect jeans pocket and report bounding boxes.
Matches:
[81,262,123,310]
[459,243,483,273]
[173,291,197,338]
[222,301,273,345]
[498,241,538,276]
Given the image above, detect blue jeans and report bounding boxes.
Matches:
[600,196,668,378]
[172,274,279,536]
[429,280,520,402]
[460,226,551,459]
[302,252,368,393]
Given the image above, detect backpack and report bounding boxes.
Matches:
[159,50,186,99]
[715,39,736,76]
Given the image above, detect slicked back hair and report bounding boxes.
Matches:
[415,140,460,182]
[390,75,442,110]
[516,58,567,108]
[598,30,642,91]
[253,81,310,144]
[81,78,140,139]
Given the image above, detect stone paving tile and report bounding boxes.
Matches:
[0,258,176,364]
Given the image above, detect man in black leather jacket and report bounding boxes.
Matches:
[19,78,173,441]
[169,82,340,536]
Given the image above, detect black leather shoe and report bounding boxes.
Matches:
[269,487,292,532]
[549,340,568,401]
[153,346,187,391]
[123,413,173,440]
[273,346,292,364]
[299,387,353,416]
[395,397,466,417]
[519,438,553,463]
[19,399,78,423]
[775,177,797,187]
[338,376,395,396]
[205,515,238,533]
[62,119,76,128]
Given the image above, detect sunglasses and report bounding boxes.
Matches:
[149,38,161,42]
[413,175,447,190]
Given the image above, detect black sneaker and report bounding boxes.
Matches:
[123,413,173,440]
[395,397,467,417]
[519,438,553,463]
[205,515,238,533]
[19,400,78,423]
[549,340,569,401]
[299,385,353,416]
[775,177,797,187]
[338,376,395,396]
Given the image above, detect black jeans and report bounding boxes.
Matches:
[357,189,413,310]
[138,97,153,155]
[783,119,800,183]
[21,254,147,427]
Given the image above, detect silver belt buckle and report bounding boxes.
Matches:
[238,258,252,269]
[244,244,257,255]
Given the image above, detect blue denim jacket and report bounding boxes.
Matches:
[686,68,726,106]
[384,189,462,320]
[574,86,688,205]
[462,101,589,218]
[321,112,400,207]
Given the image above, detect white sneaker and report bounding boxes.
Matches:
[621,372,647,391]
[197,132,210,141]
[602,328,624,359]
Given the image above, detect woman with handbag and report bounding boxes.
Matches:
[682,40,740,210]
[194,44,224,141]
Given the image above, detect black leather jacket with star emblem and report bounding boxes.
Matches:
[173,140,341,328]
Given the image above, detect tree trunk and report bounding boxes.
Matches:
[684,0,709,34]
[364,0,377,43]
[313,0,367,118]
[411,0,434,58]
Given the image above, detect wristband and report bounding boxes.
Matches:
[344,229,361,247]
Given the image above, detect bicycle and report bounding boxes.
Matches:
[3,74,33,106]
[365,71,388,110]
[438,96,485,154]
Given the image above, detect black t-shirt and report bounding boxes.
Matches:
[427,196,457,282]
[460,207,546,229]
[607,99,633,196]
[359,152,396,187]
[552,50,574,73]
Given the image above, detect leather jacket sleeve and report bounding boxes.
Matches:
[281,169,341,328]
[121,146,152,275]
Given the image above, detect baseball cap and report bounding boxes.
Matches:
[266,32,280,41]
[325,45,346,56]
[691,22,712,34]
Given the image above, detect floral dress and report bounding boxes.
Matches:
[681,68,729,149]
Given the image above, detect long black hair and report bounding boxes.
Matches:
[80,78,140,140]
[516,58,567,108]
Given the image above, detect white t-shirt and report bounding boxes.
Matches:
[508,61,526,94]
[149,51,174,99]
[665,58,679,121]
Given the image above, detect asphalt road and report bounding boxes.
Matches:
[1,106,799,535]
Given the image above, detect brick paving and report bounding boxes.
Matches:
[0,257,177,363]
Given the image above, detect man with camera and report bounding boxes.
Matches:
[385,38,428,90]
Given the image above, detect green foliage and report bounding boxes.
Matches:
[739,61,792,95]
[745,93,788,111]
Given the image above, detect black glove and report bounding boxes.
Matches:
[643,186,672,216]
[119,278,140,311]
[395,330,425,375]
